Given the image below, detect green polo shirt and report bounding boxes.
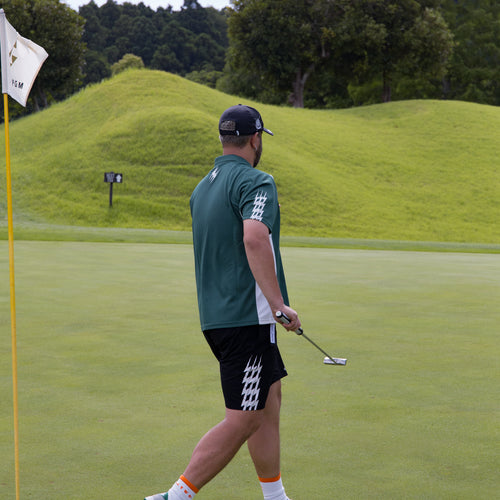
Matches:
[190,154,289,331]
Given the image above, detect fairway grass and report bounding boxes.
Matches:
[1,242,499,499]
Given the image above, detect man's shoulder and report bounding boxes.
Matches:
[237,164,274,185]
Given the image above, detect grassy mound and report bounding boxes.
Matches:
[1,69,499,243]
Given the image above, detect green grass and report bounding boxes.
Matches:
[2,221,500,253]
[1,70,499,498]
[1,241,499,499]
[0,69,499,244]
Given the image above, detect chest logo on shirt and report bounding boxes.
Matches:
[251,191,267,221]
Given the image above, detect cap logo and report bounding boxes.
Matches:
[220,120,237,132]
[255,118,262,131]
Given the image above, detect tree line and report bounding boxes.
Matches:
[223,0,499,108]
[0,0,498,120]
[80,0,228,86]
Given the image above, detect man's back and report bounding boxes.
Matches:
[190,154,287,330]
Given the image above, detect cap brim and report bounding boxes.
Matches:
[263,127,273,136]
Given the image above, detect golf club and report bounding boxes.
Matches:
[276,311,347,366]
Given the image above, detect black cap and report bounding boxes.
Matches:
[219,104,273,136]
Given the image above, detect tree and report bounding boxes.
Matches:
[441,0,500,105]
[111,53,145,75]
[226,0,347,108]
[1,0,85,115]
[79,0,228,83]
[82,50,111,86]
[226,0,454,107]
[79,1,111,85]
[186,67,223,88]
[340,0,454,103]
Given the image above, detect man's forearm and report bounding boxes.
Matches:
[243,219,285,313]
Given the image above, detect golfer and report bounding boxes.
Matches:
[145,104,300,500]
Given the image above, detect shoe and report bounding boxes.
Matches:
[144,493,168,500]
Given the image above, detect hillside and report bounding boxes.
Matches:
[1,69,499,243]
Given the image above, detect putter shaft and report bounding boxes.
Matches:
[275,311,347,365]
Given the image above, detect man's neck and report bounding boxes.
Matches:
[222,146,255,167]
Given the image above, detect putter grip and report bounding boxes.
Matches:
[276,311,303,335]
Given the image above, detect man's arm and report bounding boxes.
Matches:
[243,219,300,331]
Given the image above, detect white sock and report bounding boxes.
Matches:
[168,475,198,500]
[259,473,288,500]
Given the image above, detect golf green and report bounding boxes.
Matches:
[1,242,498,499]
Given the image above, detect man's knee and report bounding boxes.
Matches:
[269,380,282,405]
[225,408,265,440]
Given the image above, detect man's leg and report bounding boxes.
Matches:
[247,380,282,478]
[247,380,291,500]
[182,406,264,490]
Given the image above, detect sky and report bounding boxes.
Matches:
[63,0,231,11]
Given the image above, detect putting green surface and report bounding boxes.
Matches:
[1,242,498,499]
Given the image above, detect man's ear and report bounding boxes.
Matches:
[249,132,260,150]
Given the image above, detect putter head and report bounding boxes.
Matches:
[323,356,347,366]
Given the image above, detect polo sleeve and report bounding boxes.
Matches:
[239,173,278,232]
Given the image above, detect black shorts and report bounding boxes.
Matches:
[203,324,287,411]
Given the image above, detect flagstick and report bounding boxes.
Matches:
[4,92,20,500]
[1,11,48,499]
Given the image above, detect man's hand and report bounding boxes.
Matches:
[275,307,301,332]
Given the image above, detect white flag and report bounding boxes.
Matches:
[0,9,48,107]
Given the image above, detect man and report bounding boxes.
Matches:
[145,104,300,500]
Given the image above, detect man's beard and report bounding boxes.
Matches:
[253,140,263,168]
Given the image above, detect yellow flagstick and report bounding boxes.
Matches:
[4,92,20,500]
[0,10,48,499]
